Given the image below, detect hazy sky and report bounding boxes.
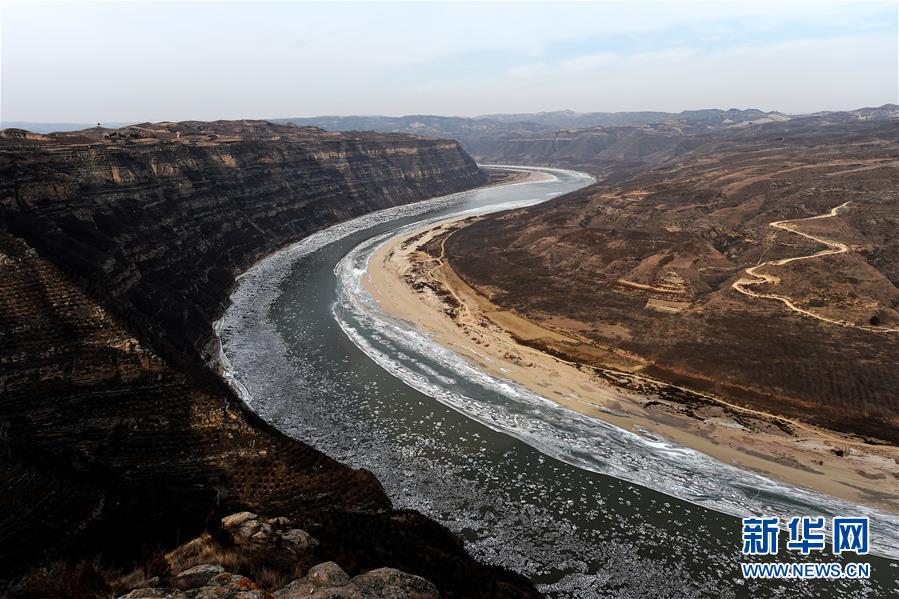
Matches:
[2,1,897,122]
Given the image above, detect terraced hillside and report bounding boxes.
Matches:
[447,117,899,443]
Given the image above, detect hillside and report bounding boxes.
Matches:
[278,105,899,178]
[445,117,899,443]
[0,121,538,597]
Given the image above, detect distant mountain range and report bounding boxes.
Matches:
[0,121,133,134]
[6,105,896,137]
[273,108,785,140]
[274,104,896,136]
[466,105,899,176]
[5,105,896,179]
[274,104,897,177]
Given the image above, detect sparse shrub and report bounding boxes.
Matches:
[19,561,110,599]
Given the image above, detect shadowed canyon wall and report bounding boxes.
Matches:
[0,122,538,597]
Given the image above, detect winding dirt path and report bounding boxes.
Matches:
[389,220,896,454]
[732,201,898,333]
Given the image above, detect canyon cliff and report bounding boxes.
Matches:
[0,121,537,597]
[1,121,485,366]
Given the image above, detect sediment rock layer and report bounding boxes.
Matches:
[1,121,486,364]
[0,122,536,597]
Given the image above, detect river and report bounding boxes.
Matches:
[215,166,899,598]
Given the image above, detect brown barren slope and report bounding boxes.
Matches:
[446,118,899,444]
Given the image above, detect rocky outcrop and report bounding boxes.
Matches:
[115,513,439,599]
[275,566,438,599]
[0,122,537,597]
[122,564,438,599]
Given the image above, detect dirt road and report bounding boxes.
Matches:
[732,202,898,333]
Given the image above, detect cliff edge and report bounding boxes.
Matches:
[0,121,537,597]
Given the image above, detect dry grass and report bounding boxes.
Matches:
[16,562,113,599]
[446,122,899,443]
[107,528,309,596]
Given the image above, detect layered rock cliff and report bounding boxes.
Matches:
[0,122,537,597]
[1,121,485,366]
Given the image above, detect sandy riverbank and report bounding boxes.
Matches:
[363,216,899,513]
[481,166,554,186]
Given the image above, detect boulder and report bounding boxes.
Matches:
[220,512,258,531]
[222,513,274,546]
[350,568,439,599]
[173,564,226,590]
[274,563,438,599]
[185,572,269,599]
[120,589,186,599]
[305,562,351,587]
[280,528,319,557]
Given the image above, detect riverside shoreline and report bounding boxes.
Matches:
[363,216,899,514]
[207,164,553,405]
